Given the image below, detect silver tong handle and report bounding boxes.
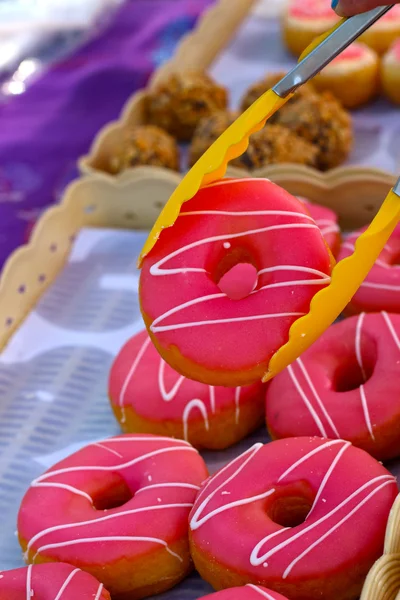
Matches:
[273,5,394,98]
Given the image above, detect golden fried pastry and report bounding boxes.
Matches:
[240,72,317,112]
[189,110,318,169]
[273,92,353,170]
[146,71,228,141]
[109,125,179,174]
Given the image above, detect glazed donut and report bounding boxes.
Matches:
[0,563,110,600]
[139,178,334,386]
[338,224,400,314]
[382,40,400,105]
[109,329,265,450]
[18,434,208,599]
[266,312,400,460]
[298,197,340,257]
[313,43,379,109]
[199,585,290,600]
[360,5,400,55]
[283,0,339,57]
[189,437,397,600]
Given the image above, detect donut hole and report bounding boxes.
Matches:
[333,339,377,392]
[92,478,133,511]
[268,495,313,528]
[216,251,258,301]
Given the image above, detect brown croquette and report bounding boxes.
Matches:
[108,125,180,174]
[189,110,318,169]
[146,71,228,141]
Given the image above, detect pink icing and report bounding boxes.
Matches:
[381,4,400,21]
[189,437,397,599]
[18,434,208,595]
[0,563,109,600]
[108,329,265,442]
[266,312,400,460]
[199,585,290,600]
[298,198,340,256]
[140,178,333,383]
[289,0,339,21]
[338,223,400,313]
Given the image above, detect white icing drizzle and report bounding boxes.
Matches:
[151,311,306,334]
[355,313,367,381]
[32,535,183,563]
[256,265,329,279]
[250,474,393,568]
[287,365,328,437]
[278,440,345,482]
[183,400,209,441]
[158,360,185,401]
[361,282,400,291]
[94,584,104,600]
[382,311,400,350]
[32,445,197,484]
[179,210,314,219]
[281,479,393,578]
[149,223,319,277]
[209,386,216,414]
[360,385,375,440]
[135,482,201,494]
[26,564,32,600]
[246,584,279,600]
[191,444,267,530]
[53,568,80,600]
[296,358,340,437]
[118,336,151,422]
[307,442,351,517]
[27,503,193,554]
[31,482,93,504]
[93,443,123,459]
[235,387,241,425]
[355,313,375,440]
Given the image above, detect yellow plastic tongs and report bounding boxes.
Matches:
[139,5,400,382]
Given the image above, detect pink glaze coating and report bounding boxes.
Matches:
[0,563,110,600]
[189,437,397,599]
[298,198,340,256]
[289,0,338,21]
[199,585,290,600]
[266,312,400,459]
[108,329,265,440]
[140,178,333,382]
[18,434,208,571]
[338,224,400,313]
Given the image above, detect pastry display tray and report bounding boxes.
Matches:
[0,170,399,600]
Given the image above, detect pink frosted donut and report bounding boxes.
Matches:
[140,178,333,386]
[283,0,339,56]
[189,437,397,600]
[313,43,379,108]
[338,224,400,314]
[298,197,340,257]
[18,434,208,599]
[266,312,400,460]
[360,5,400,55]
[108,329,266,450]
[199,585,290,600]
[0,564,110,600]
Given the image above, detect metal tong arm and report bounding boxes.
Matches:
[273,5,394,98]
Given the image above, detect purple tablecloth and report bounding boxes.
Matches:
[0,0,213,270]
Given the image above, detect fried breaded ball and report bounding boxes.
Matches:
[240,72,317,112]
[109,125,180,174]
[273,92,353,170]
[146,71,228,141]
[189,110,318,169]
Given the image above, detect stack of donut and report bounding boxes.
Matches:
[3,177,399,600]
